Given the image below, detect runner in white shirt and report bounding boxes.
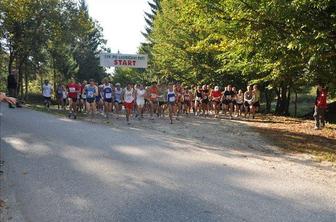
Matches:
[42,80,53,110]
[135,84,146,119]
[122,83,135,125]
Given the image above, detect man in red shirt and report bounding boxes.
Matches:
[314,83,328,130]
[67,78,81,119]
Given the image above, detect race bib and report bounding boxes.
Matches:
[69,87,76,93]
[226,95,231,99]
[87,91,94,98]
[151,93,157,99]
[105,93,112,99]
[169,96,176,102]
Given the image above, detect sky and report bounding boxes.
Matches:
[86,0,151,54]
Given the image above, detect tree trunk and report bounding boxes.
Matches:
[275,83,290,116]
[294,90,298,117]
[53,58,57,97]
[275,87,281,114]
[16,57,24,99]
[284,87,291,116]
[265,88,272,113]
[24,63,29,100]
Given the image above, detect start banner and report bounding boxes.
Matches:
[100,53,148,68]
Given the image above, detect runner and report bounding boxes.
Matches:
[114,83,123,118]
[211,86,222,118]
[232,86,238,116]
[56,83,64,110]
[62,87,68,110]
[194,86,203,116]
[85,79,98,118]
[244,85,253,118]
[135,83,146,119]
[67,78,81,119]
[183,87,192,115]
[175,83,183,116]
[236,89,244,117]
[123,83,135,125]
[222,85,234,118]
[157,84,166,118]
[314,83,328,130]
[77,81,84,113]
[167,83,177,124]
[190,84,196,114]
[201,85,210,117]
[102,78,113,118]
[81,80,88,113]
[42,80,53,111]
[148,81,159,120]
[96,83,104,114]
[251,85,261,119]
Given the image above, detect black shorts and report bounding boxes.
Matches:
[202,99,209,104]
[244,101,250,107]
[184,100,191,106]
[222,99,233,105]
[253,101,260,107]
[159,101,166,106]
[114,100,122,105]
[87,98,95,103]
[104,98,113,103]
[44,96,51,101]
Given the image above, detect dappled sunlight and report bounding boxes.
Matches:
[2,136,52,156]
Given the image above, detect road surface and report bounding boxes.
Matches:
[0,105,335,222]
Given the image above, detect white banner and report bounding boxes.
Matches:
[100,53,148,68]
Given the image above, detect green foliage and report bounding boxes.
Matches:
[0,0,107,97]
[142,0,336,114]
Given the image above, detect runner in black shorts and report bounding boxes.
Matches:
[222,84,234,118]
[194,86,203,116]
[201,85,210,117]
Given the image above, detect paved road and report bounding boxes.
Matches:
[0,105,335,222]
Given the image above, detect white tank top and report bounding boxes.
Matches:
[136,89,145,102]
[124,88,134,103]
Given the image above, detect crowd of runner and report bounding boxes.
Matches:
[42,78,261,124]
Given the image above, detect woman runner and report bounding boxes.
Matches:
[183,87,192,115]
[123,83,135,125]
[81,80,88,113]
[167,83,177,124]
[244,85,253,118]
[222,85,234,118]
[251,85,261,119]
[211,86,222,118]
[85,79,98,118]
[148,82,159,119]
[236,89,244,117]
[201,85,210,117]
[135,84,146,119]
[56,83,64,110]
[114,83,123,118]
[102,79,113,118]
[194,86,203,116]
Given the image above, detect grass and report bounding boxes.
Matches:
[247,115,336,163]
